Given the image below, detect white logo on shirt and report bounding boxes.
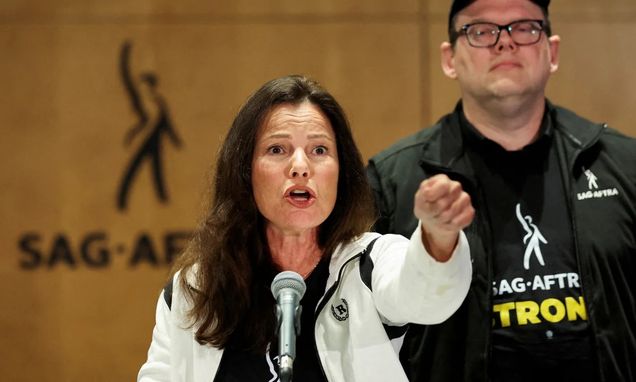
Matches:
[265,343,281,382]
[584,168,598,189]
[515,203,547,270]
[577,167,620,201]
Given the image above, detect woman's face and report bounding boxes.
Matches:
[251,102,339,235]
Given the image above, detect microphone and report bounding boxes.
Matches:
[271,271,306,382]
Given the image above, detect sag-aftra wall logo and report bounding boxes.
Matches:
[16,40,192,271]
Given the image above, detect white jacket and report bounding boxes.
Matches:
[138,225,472,382]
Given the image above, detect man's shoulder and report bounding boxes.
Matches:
[552,104,636,150]
[369,121,444,167]
[552,104,599,136]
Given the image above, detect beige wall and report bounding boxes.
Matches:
[1,1,635,380]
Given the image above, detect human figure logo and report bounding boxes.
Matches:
[117,40,183,211]
[515,203,547,270]
[577,167,619,201]
[583,168,598,190]
[265,344,280,382]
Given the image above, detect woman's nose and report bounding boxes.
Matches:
[289,149,310,178]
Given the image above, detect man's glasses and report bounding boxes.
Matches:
[454,19,545,48]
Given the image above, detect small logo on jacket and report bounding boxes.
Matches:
[577,167,619,201]
[331,298,349,321]
[584,168,598,189]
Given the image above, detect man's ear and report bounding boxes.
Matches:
[548,35,561,74]
[440,41,457,79]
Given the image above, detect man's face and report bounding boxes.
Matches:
[441,0,560,102]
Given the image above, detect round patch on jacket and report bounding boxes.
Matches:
[331,298,349,321]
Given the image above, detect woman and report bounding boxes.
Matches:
[138,75,473,382]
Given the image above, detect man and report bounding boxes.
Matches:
[367,0,636,381]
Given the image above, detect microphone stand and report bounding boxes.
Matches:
[271,271,306,382]
[276,303,302,382]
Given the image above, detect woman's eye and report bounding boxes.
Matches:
[268,146,284,154]
[314,146,327,155]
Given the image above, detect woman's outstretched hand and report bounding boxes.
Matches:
[414,174,475,262]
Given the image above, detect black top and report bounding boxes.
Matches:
[214,258,330,382]
[460,109,597,381]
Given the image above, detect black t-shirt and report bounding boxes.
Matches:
[214,258,330,382]
[460,109,598,381]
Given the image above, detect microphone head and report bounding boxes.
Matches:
[271,271,307,299]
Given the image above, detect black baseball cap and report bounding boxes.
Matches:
[448,0,550,31]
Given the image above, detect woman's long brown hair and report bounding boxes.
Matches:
[172,75,375,352]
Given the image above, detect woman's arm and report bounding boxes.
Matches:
[370,173,474,325]
[137,287,173,382]
[369,226,472,326]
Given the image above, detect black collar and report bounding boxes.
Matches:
[418,100,604,175]
[458,101,553,155]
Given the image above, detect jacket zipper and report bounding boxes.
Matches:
[312,252,364,381]
[556,124,606,379]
